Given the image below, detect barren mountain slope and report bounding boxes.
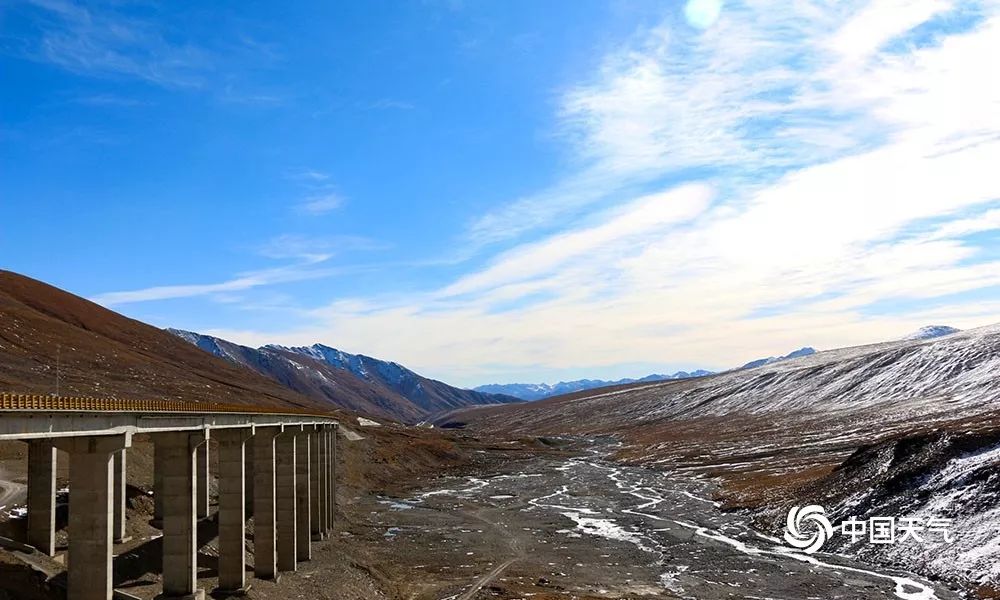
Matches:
[0,270,325,411]
[170,330,520,422]
[441,324,1000,446]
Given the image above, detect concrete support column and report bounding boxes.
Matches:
[275,428,298,572]
[252,427,280,581]
[54,434,131,600]
[27,440,57,556]
[327,426,336,531]
[196,442,210,519]
[113,449,128,543]
[154,431,207,600]
[154,443,165,524]
[309,428,323,541]
[295,431,311,561]
[318,428,329,535]
[245,446,254,518]
[215,428,253,594]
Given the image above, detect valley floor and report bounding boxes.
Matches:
[350,437,959,600]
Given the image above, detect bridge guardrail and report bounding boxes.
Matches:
[0,392,335,417]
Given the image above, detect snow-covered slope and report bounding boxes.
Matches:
[764,428,1000,589]
[538,324,1000,424]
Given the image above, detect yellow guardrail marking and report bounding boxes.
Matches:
[0,392,334,417]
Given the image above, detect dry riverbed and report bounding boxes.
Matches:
[316,437,961,600]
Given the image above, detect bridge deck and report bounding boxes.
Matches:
[0,393,338,440]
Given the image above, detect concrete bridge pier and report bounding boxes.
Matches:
[153,431,208,600]
[295,428,311,562]
[113,449,128,543]
[309,427,324,541]
[319,427,330,536]
[53,433,132,600]
[196,442,210,519]
[214,427,254,594]
[153,443,165,524]
[27,440,57,556]
[275,426,300,572]
[326,425,336,533]
[253,426,280,581]
[244,444,254,517]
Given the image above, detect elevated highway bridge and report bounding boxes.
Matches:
[0,393,340,600]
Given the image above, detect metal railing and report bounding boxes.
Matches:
[0,392,335,417]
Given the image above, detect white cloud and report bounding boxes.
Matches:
[297,193,344,215]
[91,259,333,306]
[213,1,1000,386]
[443,184,712,297]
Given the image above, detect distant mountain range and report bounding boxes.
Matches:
[473,327,961,402]
[474,370,714,401]
[170,323,962,415]
[473,348,820,401]
[168,330,519,423]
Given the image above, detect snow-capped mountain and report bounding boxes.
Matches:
[167,330,520,422]
[903,324,960,340]
[739,346,816,370]
[475,370,714,401]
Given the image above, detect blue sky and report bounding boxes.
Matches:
[2,0,999,387]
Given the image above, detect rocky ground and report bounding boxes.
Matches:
[357,436,960,600]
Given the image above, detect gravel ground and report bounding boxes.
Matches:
[337,440,960,600]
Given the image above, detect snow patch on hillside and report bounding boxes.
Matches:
[903,326,961,341]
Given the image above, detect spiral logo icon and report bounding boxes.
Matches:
[784,505,833,554]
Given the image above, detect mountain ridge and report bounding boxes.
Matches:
[169,329,520,423]
[474,370,714,401]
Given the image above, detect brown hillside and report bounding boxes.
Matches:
[0,270,327,411]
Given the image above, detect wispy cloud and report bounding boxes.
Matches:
[297,192,344,215]
[365,98,416,111]
[259,234,389,260]
[12,0,212,88]
[68,93,150,107]
[91,257,334,307]
[4,0,283,97]
[93,233,389,307]
[283,169,345,215]
[284,168,330,183]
